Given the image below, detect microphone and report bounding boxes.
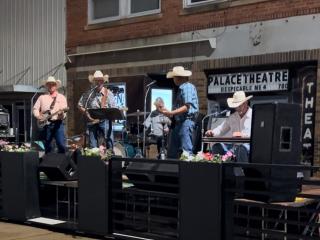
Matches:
[215,109,229,116]
[146,80,156,88]
[37,85,45,89]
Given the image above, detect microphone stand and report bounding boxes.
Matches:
[30,87,45,144]
[82,85,99,148]
[200,110,228,152]
[143,87,151,157]
[142,80,156,157]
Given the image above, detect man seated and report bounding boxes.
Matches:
[144,97,171,158]
[205,91,252,163]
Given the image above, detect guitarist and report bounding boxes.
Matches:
[78,70,116,149]
[33,76,68,154]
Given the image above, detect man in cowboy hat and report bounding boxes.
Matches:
[205,91,253,162]
[78,70,116,149]
[33,76,68,154]
[160,66,199,158]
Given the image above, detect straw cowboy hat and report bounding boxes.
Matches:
[166,66,192,78]
[227,91,253,108]
[88,70,109,83]
[43,76,61,88]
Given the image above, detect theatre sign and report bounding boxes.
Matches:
[208,69,289,94]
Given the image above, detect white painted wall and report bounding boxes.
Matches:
[0,0,66,87]
[72,13,320,72]
[211,14,320,59]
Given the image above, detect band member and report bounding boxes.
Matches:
[160,66,199,158]
[78,70,116,149]
[144,97,171,157]
[205,91,252,162]
[33,76,68,154]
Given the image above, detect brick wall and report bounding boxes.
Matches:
[67,0,320,50]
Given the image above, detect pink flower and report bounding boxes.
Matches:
[99,145,106,157]
[222,155,228,162]
[226,151,233,157]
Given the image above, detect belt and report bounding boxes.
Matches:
[176,112,198,123]
[48,119,62,124]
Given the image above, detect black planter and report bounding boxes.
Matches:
[78,155,109,235]
[0,151,40,221]
[179,161,222,240]
[78,155,122,236]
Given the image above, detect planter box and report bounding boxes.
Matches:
[78,155,121,236]
[179,161,222,240]
[0,151,40,221]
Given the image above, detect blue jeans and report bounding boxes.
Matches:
[167,119,195,159]
[87,120,113,149]
[44,120,66,154]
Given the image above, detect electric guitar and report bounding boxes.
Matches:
[37,107,69,129]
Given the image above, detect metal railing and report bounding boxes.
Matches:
[223,163,320,240]
[110,158,180,240]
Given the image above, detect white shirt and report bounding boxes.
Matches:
[213,107,252,137]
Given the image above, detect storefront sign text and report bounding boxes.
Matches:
[208,69,289,94]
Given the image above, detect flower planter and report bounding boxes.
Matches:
[0,151,40,221]
[77,155,121,236]
[179,161,222,240]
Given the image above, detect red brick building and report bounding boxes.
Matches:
[66,0,320,164]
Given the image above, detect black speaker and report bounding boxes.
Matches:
[39,152,77,181]
[126,161,178,192]
[249,103,301,202]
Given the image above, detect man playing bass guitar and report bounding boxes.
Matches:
[78,70,116,149]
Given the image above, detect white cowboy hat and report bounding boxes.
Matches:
[88,70,109,83]
[227,91,253,108]
[43,76,61,88]
[166,66,192,79]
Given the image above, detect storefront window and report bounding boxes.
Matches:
[88,0,160,24]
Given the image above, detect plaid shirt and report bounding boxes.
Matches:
[78,87,116,109]
[174,82,199,122]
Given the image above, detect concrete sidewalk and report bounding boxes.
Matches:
[0,222,99,240]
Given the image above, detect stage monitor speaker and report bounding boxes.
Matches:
[39,152,77,181]
[126,161,178,192]
[249,103,302,202]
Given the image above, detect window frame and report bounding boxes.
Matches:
[183,0,224,8]
[88,0,161,25]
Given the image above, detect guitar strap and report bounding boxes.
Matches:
[49,96,57,111]
[101,88,108,108]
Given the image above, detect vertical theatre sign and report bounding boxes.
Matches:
[207,69,289,94]
[300,67,317,164]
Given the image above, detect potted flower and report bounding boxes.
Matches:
[78,146,118,235]
[178,150,233,240]
[180,150,234,163]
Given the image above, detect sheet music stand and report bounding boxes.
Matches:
[87,108,124,121]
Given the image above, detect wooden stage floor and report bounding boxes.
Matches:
[0,221,99,240]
